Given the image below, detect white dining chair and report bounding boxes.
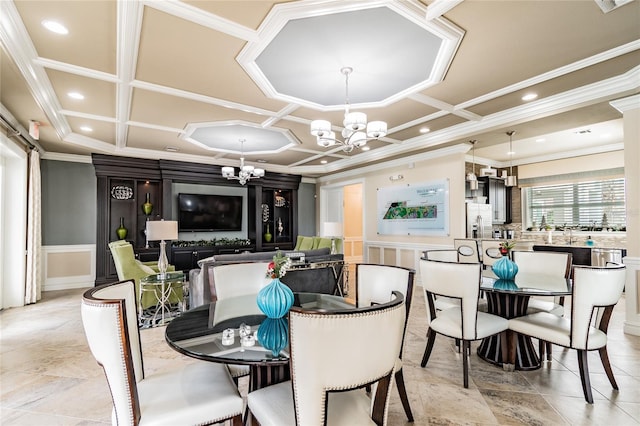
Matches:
[81,280,244,425]
[454,238,480,263]
[247,292,406,425]
[512,250,572,360]
[480,239,504,269]
[211,261,271,381]
[508,265,626,403]
[355,263,415,422]
[420,259,508,388]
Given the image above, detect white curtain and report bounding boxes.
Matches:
[25,149,41,304]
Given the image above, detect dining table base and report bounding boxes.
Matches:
[477,292,541,371]
[249,364,290,392]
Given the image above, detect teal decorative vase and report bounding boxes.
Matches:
[116,217,128,240]
[142,192,153,215]
[256,278,294,319]
[492,255,518,280]
[257,318,288,357]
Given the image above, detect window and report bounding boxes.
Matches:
[525,178,626,230]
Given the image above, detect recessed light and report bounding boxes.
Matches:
[507,151,515,155]
[535,138,546,143]
[42,20,68,35]
[419,127,430,134]
[79,126,92,132]
[165,146,179,152]
[361,146,370,151]
[320,160,328,164]
[522,93,538,101]
[256,159,267,163]
[68,92,84,100]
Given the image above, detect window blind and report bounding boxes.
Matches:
[525,178,626,229]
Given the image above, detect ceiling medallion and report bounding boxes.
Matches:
[310,67,387,153]
[221,139,265,185]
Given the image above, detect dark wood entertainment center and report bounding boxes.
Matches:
[92,154,301,286]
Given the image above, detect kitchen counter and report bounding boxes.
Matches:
[533,244,626,266]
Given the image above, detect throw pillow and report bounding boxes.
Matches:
[298,236,314,251]
[136,261,156,275]
[316,238,332,250]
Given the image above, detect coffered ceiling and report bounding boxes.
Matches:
[1,0,638,178]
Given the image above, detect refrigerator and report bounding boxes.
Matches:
[466,203,493,239]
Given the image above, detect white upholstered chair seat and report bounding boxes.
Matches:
[506,265,626,403]
[248,292,405,425]
[509,312,608,350]
[81,280,244,425]
[431,307,508,339]
[248,381,376,426]
[136,362,244,426]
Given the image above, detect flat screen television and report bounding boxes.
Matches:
[178,193,243,232]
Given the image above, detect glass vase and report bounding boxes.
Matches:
[256,278,294,319]
[142,192,153,215]
[492,255,518,280]
[116,217,128,240]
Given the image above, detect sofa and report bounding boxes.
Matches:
[189,247,344,308]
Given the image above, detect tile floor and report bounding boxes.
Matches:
[1,287,639,425]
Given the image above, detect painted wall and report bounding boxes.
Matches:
[319,150,467,246]
[518,150,624,180]
[41,160,96,245]
[297,182,316,236]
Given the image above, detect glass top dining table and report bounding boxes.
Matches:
[165,292,355,389]
[478,270,572,371]
[480,270,571,296]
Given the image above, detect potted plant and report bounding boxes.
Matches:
[499,240,515,256]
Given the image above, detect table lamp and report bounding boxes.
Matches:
[323,222,343,255]
[146,220,178,278]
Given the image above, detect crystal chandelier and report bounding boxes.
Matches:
[505,131,517,187]
[221,139,264,185]
[310,67,387,153]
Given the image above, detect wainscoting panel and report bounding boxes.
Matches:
[43,245,96,291]
[365,241,451,287]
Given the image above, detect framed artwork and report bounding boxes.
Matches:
[377,179,449,236]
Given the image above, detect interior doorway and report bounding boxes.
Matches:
[320,181,363,298]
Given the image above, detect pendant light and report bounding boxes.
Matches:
[466,140,478,190]
[505,131,517,187]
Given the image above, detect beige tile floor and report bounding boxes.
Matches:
[1,287,639,425]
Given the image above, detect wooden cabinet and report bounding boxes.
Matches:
[93,154,302,285]
[478,177,511,224]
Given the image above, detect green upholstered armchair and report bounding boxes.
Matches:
[108,241,179,310]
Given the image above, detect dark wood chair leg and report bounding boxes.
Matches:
[395,368,414,422]
[462,340,470,388]
[455,338,461,353]
[545,342,553,361]
[539,339,546,360]
[421,328,437,367]
[577,349,594,404]
[231,414,243,426]
[598,346,619,390]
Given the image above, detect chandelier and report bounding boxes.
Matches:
[505,131,517,187]
[221,139,264,185]
[466,140,478,190]
[310,67,387,153]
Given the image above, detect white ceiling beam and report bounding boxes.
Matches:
[426,0,465,20]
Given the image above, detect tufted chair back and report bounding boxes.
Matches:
[288,292,405,425]
[454,239,480,263]
[420,259,482,340]
[570,265,626,350]
[512,251,572,278]
[81,280,144,424]
[211,262,271,300]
